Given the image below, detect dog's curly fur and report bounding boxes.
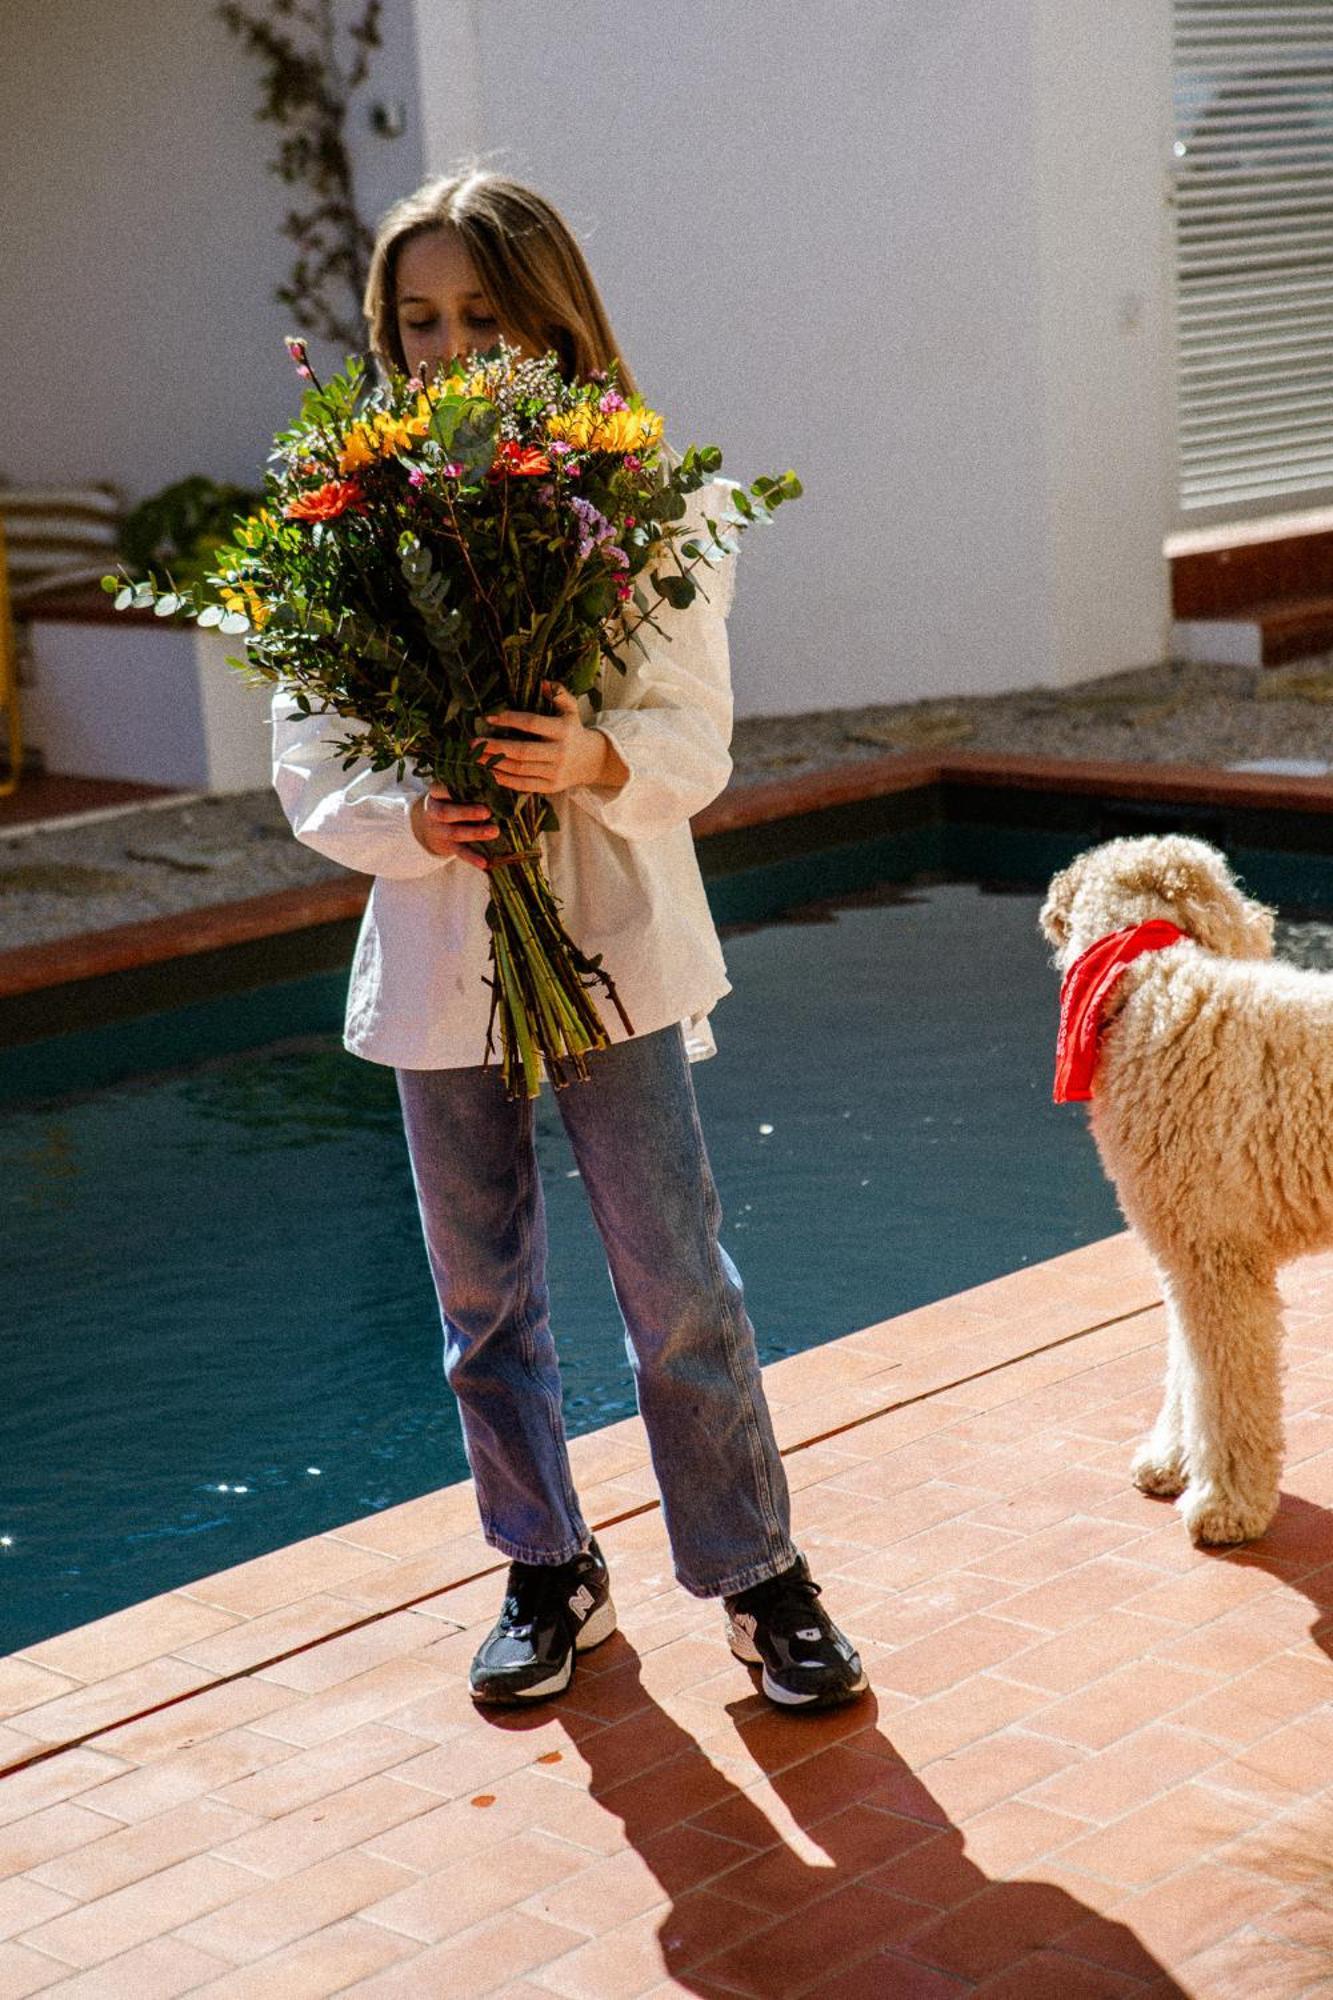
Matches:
[1038,832,1330,1546]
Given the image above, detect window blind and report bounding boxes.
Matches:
[1173,2,1333,511]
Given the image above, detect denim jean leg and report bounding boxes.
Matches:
[395,1062,589,1565]
[555,1024,797,1597]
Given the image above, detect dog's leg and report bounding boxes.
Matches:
[1161,1247,1285,1546]
[1130,1272,1189,1498]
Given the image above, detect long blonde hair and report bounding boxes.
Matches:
[363,169,639,396]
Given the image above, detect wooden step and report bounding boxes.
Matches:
[1170,519,1333,619]
[1172,591,1333,668]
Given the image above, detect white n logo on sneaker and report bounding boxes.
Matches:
[568,1583,596,1622]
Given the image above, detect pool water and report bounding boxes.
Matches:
[7,876,1328,1653]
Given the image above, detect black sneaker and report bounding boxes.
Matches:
[724,1554,868,1709]
[469,1537,616,1704]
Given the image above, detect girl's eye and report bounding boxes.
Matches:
[403,315,437,330]
[467,314,496,329]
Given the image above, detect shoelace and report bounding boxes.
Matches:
[735,1569,827,1638]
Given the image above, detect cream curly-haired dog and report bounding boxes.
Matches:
[1038,831,1326,1547]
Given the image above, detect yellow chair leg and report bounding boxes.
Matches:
[0,518,22,798]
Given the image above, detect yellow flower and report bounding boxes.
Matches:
[219,582,270,629]
[371,412,416,456]
[546,406,594,450]
[337,426,377,474]
[545,403,663,455]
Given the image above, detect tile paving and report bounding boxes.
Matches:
[3,1230,1333,1995]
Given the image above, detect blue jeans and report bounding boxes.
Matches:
[394,1023,797,1597]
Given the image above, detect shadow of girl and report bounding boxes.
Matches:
[486,1636,1187,1997]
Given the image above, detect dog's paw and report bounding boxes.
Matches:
[1178,1484,1276,1547]
[1130,1443,1187,1499]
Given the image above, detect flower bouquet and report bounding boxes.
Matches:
[104,337,801,1098]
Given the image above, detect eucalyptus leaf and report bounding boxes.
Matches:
[652,572,696,611]
[450,403,502,481]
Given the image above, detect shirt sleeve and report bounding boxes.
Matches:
[565,476,739,841]
[270,686,452,880]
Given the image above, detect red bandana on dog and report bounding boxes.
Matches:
[1053,921,1189,1103]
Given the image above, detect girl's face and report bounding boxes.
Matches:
[394,226,530,377]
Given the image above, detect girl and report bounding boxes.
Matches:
[271,168,866,1711]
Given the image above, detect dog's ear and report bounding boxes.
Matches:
[1038,857,1083,947]
[1135,840,1274,958]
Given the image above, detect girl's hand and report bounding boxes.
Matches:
[473,682,627,796]
[410,787,500,871]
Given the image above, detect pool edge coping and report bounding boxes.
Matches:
[0,1230,1164,1781]
[6,749,1333,1004]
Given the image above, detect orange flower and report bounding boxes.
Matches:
[283,478,369,522]
[489,439,552,479]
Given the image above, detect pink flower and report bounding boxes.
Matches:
[407,467,427,488]
[599,389,628,414]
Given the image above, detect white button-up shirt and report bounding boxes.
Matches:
[270,477,738,1071]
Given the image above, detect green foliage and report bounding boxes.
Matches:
[429,396,501,483]
[398,532,465,677]
[117,475,261,592]
[651,571,697,612]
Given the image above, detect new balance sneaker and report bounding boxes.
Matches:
[724,1554,868,1708]
[469,1537,616,1704]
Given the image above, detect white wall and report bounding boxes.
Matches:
[411,0,1176,713]
[1031,3,1177,702]
[1,0,423,502]
[3,1,1177,719]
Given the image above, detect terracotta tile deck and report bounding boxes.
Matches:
[5,1230,1333,1995]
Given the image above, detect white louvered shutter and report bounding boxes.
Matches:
[1172,2,1333,515]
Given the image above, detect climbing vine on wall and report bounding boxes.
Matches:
[217,0,383,352]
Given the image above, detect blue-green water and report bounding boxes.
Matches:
[3,878,1131,1653]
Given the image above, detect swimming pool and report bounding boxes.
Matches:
[6,809,1333,1653]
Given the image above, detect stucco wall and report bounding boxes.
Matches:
[4,1,1176,718]
[413,0,1175,713]
[1,0,423,502]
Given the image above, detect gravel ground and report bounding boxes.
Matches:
[7,655,1333,953]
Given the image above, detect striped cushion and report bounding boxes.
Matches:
[1,482,125,604]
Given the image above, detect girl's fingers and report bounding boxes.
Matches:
[478,709,564,739]
[477,749,553,776]
[426,797,494,823]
